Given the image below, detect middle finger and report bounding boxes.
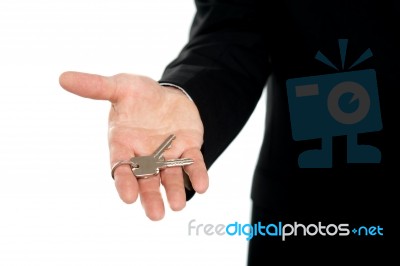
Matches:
[138,175,165,221]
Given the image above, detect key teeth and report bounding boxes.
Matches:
[162,158,194,168]
[152,134,176,159]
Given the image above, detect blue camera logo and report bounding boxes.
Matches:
[286,39,382,168]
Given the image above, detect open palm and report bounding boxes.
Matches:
[59,71,208,220]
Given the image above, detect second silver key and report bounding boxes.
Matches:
[130,134,194,178]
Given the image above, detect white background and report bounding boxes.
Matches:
[0,1,266,265]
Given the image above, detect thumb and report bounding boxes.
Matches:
[59,71,117,101]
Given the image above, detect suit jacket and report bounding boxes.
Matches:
[159,0,396,225]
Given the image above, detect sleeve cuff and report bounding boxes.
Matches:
[159,82,193,101]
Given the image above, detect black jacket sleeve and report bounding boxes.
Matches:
[160,0,271,175]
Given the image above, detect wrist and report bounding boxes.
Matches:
[159,83,193,101]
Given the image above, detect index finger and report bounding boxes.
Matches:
[110,140,139,204]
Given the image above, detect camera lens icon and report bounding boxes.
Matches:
[327,81,370,125]
[286,69,382,167]
[286,69,382,140]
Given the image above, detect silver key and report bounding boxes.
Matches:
[130,134,194,178]
[152,134,176,160]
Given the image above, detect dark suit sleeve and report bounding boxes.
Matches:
[159,0,271,199]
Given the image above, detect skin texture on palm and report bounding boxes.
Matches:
[59,71,209,221]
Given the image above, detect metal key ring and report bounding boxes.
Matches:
[111,160,138,180]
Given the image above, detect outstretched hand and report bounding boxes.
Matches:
[59,71,208,220]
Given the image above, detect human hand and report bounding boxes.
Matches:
[59,71,208,220]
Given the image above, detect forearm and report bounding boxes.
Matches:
[160,0,271,169]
